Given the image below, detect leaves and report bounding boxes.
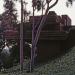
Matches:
[2,0,17,28]
[66,0,75,6]
[32,0,37,7]
[32,0,42,11]
[36,0,42,11]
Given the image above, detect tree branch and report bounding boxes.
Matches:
[48,0,58,10]
[34,0,59,46]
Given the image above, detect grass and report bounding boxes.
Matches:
[1,46,75,75]
[0,73,8,75]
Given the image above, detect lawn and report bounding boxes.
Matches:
[1,46,75,75]
[0,73,8,75]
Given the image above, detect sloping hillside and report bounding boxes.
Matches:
[33,46,75,75]
[1,46,75,75]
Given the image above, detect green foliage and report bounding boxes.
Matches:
[66,0,75,7]
[2,0,17,28]
[5,46,75,75]
[36,0,42,11]
[32,0,42,11]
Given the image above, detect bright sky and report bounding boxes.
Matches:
[0,0,75,25]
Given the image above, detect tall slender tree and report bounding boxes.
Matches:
[30,0,58,72]
[3,0,25,71]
